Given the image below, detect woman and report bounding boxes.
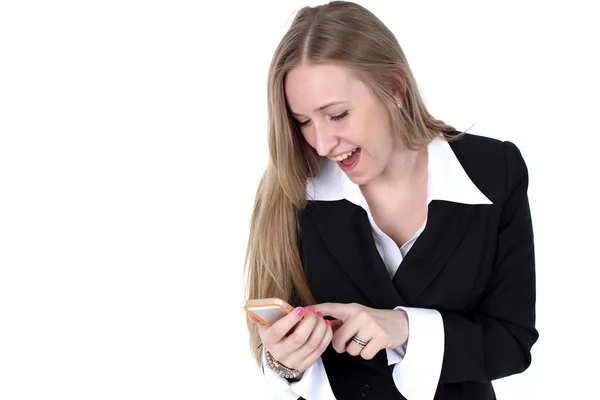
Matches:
[244,1,538,399]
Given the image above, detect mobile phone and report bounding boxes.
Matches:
[244,297,294,327]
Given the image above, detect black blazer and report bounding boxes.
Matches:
[295,132,538,400]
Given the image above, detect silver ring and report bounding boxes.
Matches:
[352,335,368,348]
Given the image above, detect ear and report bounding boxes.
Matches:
[387,73,408,106]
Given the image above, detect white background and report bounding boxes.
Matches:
[1,1,598,399]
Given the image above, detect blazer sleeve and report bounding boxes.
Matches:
[438,140,539,383]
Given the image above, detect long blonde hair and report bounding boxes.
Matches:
[244,0,459,367]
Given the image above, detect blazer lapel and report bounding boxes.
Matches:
[392,200,474,304]
[306,200,405,309]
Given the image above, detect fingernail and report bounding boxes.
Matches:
[326,320,331,326]
[317,311,323,318]
[296,307,305,316]
[308,306,315,313]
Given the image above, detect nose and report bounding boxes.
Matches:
[314,123,339,157]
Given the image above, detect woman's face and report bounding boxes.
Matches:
[284,63,400,185]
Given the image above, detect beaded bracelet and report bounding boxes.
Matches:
[264,348,304,379]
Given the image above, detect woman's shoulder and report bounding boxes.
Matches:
[445,130,526,167]
[444,130,506,157]
[444,131,529,204]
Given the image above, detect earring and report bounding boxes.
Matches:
[395,100,402,109]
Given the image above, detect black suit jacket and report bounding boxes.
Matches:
[295,132,538,399]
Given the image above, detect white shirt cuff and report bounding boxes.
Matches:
[385,342,406,365]
[261,348,337,400]
[389,306,445,400]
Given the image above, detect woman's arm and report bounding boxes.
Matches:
[438,141,538,383]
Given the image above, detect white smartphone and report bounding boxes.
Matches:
[244,298,294,327]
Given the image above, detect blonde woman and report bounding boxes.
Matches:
[244,2,538,399]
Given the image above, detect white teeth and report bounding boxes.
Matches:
[331,148,357,161]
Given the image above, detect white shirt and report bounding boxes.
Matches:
[263,136,492,400]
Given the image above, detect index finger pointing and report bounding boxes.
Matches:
[313,303,352,321]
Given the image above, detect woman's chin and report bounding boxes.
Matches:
[346,170,373,186]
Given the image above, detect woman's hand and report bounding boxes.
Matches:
[248,306,333,373]
[314,302,409,360]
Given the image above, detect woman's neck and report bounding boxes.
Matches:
[360,144,428,197]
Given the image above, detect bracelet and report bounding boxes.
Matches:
[264,348,304,379]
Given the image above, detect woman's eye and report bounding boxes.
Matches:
[295,111,348,127]
[331,110,349,121]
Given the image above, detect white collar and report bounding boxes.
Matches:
[306,136,492,206]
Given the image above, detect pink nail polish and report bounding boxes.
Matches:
[308,306,315,313]
[317,312,323,318]
[326,320,331,326]
[296,307,305,316]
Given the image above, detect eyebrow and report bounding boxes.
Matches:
[290,100,347,117]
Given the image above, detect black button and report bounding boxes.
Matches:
[360,384,371,396]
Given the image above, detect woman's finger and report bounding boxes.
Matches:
[358,335,383,360]
[331,316,361,353]
[313,302,353,321]
[299,318,333,371]
[285,311,328,368]
[271,307,318,360]
[345,329,371,357]
[262,307,308,348]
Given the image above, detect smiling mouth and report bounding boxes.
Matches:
[328,148,359,162]
[337,148,361,171]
